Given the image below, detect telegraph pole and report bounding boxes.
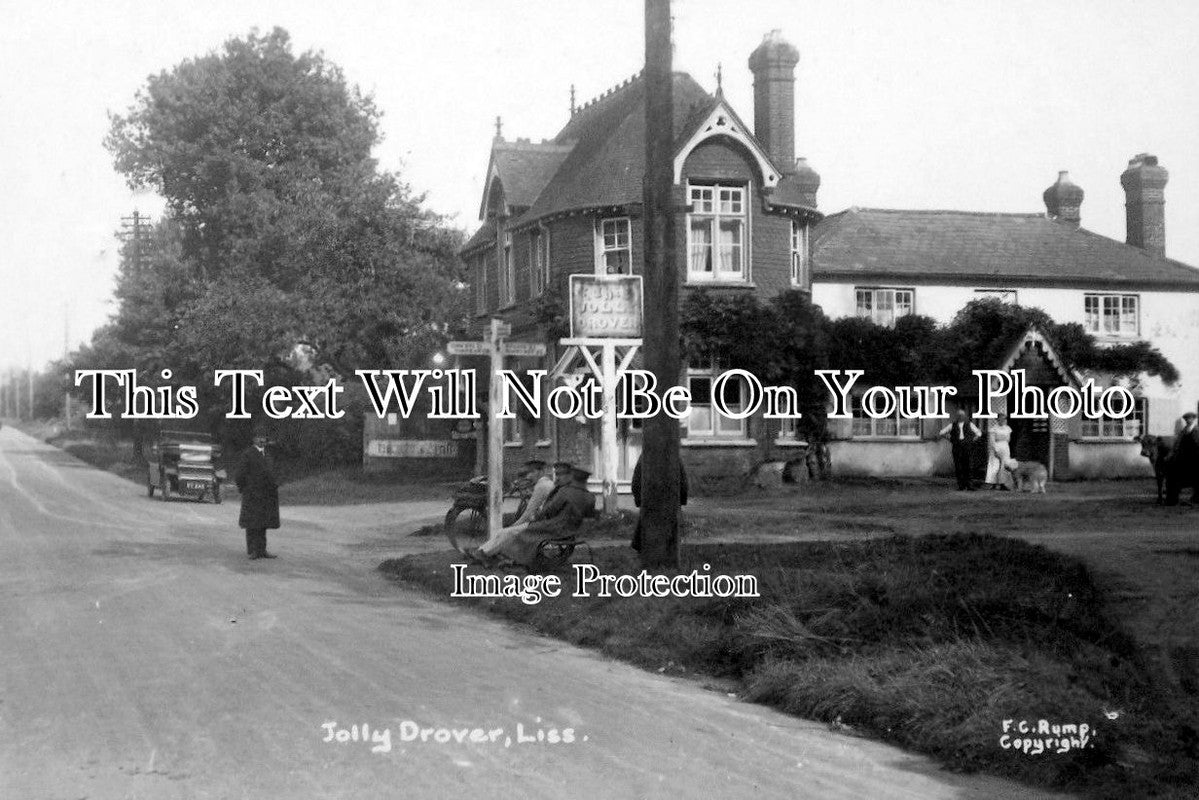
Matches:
[640,0,681,569]
[120,210,151,274]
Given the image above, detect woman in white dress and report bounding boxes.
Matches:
[985,413,1013,489]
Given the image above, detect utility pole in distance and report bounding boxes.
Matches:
[640,0,681,569]
[119,210,151,274]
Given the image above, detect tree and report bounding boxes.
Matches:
[103,27,466,380]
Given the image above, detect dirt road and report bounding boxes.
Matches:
[0,427,1063,799]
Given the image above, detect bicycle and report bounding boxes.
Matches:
[444,474,534,553]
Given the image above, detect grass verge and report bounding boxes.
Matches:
[382,534,1199,799]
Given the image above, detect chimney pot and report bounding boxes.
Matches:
[1043,170,1084,228]
[748,30,800,175]
[1120,153,1168,257]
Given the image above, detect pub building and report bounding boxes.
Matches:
[447,30,1199,491]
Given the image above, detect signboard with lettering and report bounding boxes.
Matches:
[569,275,644,338]
[500,341,547,357]
[367,439,459,458]
[447,341,493,356]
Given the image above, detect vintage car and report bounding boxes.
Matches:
[146,431,225,503]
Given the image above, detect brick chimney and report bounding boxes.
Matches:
[1120,153,1168,257]
[748,30,800,175]
[1043,171,1084,228]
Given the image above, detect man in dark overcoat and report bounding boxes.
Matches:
[1166,411,1199,506]
[630,454,688,553]
[938,409,981,491]
[234,428,280,559]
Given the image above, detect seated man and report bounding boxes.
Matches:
[469,464,596,567]
[511,459,555,525]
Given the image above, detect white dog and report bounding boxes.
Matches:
[1005,458,1048,493]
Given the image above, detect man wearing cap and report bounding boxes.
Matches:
[1166,411,1199,506]
[468,462,595,567]
[233,426,281,560]
[512,460,555,526]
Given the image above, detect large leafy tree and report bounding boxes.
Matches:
[103,27,465,381]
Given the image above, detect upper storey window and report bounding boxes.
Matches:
[1084,293,1138,338]
[791,221,810,288]
[855,287,914,327]
[501,233,515,306]
[687,184,747,282]
[531,227,550,294]
[597,218,631,275]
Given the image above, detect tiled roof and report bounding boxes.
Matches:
[812,208,1199,288]
[460,220,496,254]
[487,141,574,213]
[511,72,717,228]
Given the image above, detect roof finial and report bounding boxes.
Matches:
[494,115,503,142]
[715,62,723,96]
[570,84,577,116]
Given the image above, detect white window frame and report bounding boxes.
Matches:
[790,221,810,288]
[1080,397,1145,440]
[530,226,550,295]
[850,394,921,439]
[683,367,748,440]
[974,289,1018,304]
[1084,293,1139,338]
[596,218,631,275]
[687,184,748,283]
[501,232,515,306]
[502,413,524,447]
[854,287,915,327]
[776,416,807,445]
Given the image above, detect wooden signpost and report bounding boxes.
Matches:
[447,319,547,539]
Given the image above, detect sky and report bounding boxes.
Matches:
[1,0,1197,371]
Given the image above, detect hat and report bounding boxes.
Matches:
[1184,412,1197,421]
[552,461,573,472]
[524,459,548,469]
[570,467,592,482]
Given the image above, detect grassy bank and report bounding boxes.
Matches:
[383,534,1199,799]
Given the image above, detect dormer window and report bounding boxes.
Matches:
[596,218,631,275]
[687,184,747,282]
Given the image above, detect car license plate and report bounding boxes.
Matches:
[184,481,208,493]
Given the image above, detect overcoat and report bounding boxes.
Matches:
[234,446,280,530]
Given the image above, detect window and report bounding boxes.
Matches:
[1084,294,1138,337]
[530,227,550,295]
[687,184,747,282]
[1080,397,1145,440]
[975,289,1017,304]
[790,221,810,287]
[777,416,805,443]
[475,253,488,314]
[503,414,523,447]
[850,394,921,438]
[855,287,914,326]
[501,233,515,306]
[684,369,747,439]
[597,218,631,275]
